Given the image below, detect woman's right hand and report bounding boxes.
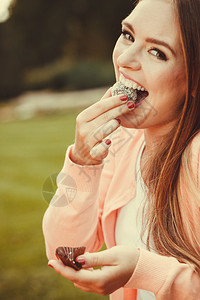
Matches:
[70,88,135,165]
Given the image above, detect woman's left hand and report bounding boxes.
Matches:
[48,245,139,295]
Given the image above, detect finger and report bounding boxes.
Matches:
[48,260,78,282]
[90,139,111,160]
[100,87,112,100]
[74,282,92,293]
[48,259,99,284]
[91,100,135,127]
[80,94,128,122]
[90,119,120,146]
[76,249,117,269]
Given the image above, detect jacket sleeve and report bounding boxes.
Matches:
[125,249,200,300]
[125,133,200,299]
[42,144,115,260]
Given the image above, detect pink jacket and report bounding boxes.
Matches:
[42,127,200,300]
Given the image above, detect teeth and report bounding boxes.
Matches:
[127,82,132,88]
[119,74,146,91]
[119,74,123,82]
[133,83,138,89]
[124,79,130,88]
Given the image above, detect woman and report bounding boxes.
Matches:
[43,0,200,299]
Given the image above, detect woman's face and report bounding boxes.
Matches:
[112,0,186,131]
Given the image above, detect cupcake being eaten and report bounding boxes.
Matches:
[111,74,148,106]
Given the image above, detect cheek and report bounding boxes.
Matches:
[112,38,122,72]
[157,72,186,116]
[151,66,186,98]
[165,70,186,106]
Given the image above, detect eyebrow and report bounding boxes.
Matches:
[121,21,176,57]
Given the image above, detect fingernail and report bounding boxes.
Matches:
[116,118,121,124]
[120,95,128,101]
[105,139,111,145]
[76,257,86,266]
[48,264,54,269]
[127,101,135,109]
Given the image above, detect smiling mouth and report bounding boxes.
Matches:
[111,74,149,106]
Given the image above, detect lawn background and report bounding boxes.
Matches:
[0,110,108,300]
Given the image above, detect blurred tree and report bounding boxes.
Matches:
[0,0,135,101]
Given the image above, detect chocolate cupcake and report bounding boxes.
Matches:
[111,82,137,102]
[55,246,86,271]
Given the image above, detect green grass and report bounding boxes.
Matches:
[0,112,108,300]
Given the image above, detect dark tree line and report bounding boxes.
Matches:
[0,0,134,101]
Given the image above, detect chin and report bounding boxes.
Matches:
[119,116,139,129]
[119,110,150,129]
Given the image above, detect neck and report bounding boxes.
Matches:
[140,121,177,186]
[143,120,177,153]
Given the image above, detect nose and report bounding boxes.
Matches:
[116,44,141,71]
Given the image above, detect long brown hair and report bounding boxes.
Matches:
[141,0,200,271]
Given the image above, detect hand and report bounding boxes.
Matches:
[48,245,139,295]
[70,88,135,165]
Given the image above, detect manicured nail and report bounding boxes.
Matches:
[120,95,128,101]
[48,264,54,269]
[105,139,111,145]
[76,257,86,266]
[127,101,135,109]
[116,118,121,124]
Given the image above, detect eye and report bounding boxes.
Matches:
[148,47,167,61]
[121,30,134,42]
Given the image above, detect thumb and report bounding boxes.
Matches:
[76,249,115,268]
